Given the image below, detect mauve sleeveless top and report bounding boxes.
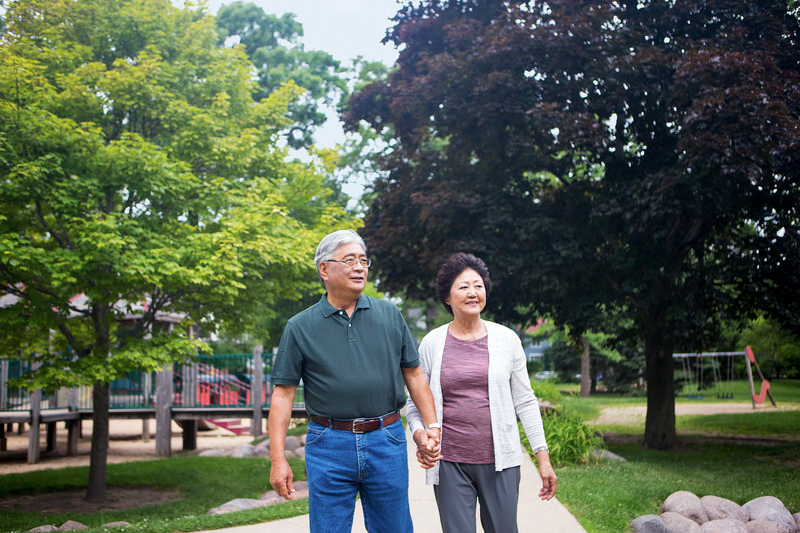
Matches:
[440,329,494,464]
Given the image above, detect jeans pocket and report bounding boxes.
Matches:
[382,420,407,445]
[305,424,329,447]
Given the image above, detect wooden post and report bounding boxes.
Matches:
[67,388,79,455]
[0,360,6,452]
[155,366,173,457]
[28,388,42,464]
[0,359,7,410]
[182,419,197,450]
[143,371,152,441]
[252,345,264,437]
[46,421,56,452]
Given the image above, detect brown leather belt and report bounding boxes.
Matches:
[310,410,401,433]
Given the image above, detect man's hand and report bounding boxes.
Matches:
[413,428,442,469]
[269,457,296,500]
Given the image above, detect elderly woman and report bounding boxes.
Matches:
[406,252,557,533]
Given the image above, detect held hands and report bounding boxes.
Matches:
[536,451,558,501]
[269,457,296,500]
[413,428,442,469]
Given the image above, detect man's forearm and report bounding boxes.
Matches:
[403,366,437,426]
[268,385,296,459]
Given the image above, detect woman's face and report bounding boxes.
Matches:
[447,268,486,320]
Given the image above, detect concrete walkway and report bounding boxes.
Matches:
[198,426,587,533]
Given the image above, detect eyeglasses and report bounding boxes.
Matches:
[326,258,372,268]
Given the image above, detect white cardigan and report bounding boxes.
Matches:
[407,320,548,485]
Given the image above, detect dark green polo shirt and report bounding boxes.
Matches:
[272,293,420,419]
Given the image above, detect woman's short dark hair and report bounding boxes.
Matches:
[436,253,491,315]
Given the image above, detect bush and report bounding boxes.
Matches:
[531,378,561,404]
[523,410,605,467]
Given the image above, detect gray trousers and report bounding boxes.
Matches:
[433,460,521,533]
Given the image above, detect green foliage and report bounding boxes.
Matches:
[347,0,800,449]
[0,456,309,532]
[530,378,561,404]
[0,0,356,499]
[522,410,605,468]
[214,1,346,149]
[738,316,800,379]
[0,0,356,387]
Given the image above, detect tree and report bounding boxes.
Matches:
[346,0,800,449]
[0,0,354,501]
[214,1,346,149]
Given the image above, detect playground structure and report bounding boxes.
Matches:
[673,345,775,408]
[0,347,307,464]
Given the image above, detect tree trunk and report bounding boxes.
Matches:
[86,381,109,503]
[642,324,676,450]
[580,336,591,398]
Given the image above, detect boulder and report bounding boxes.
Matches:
[663,491,710,525]
[198,448,226,457]
[631,514,669,533]
[254,440,270,455]
[230,443,255,458]
[284,436,302,452]
[29,527,58,532]
[295,447,306,460]
[743,497,796,531]
[208,498,262,515]
[702,495,749,523]
[592,449,627,461]
[661,511,703,533]
[99,522,131,529]
[58,521,88,531]
[746,520,796,533]
[208,481,310,515]
[794,514,800,531]
[700,519,749,533]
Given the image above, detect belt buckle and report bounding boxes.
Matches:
[352,418,367,433]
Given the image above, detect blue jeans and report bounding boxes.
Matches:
[305,418,413,533]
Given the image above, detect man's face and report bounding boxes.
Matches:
[319,242,368,296]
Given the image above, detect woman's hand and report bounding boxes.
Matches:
[413,428,442,469]
[536,450,557,500]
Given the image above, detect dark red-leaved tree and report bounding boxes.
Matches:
[346,0,800,449]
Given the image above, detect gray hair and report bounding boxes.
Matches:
[314,230,367,282]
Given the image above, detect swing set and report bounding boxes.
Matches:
[673,345,776,408]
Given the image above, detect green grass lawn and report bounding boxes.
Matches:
[0,457,308,533]
[553,379,800,533]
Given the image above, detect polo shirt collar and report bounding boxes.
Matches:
[319,292,372,318]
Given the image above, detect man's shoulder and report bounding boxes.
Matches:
[286,298,326,326]
[361,294,400,314]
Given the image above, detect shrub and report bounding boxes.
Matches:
[523,410,605,467]
[531,378,561,404]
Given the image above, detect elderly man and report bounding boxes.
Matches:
[269,229,441,533]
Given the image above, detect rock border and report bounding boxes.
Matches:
[631,491,800,533]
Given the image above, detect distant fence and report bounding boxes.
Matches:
[0,351,304,413]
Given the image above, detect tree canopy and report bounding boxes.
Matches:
[214,0,346,149]
[0,0,355,500]
[346,0,800,449]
